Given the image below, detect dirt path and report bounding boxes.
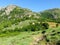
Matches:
[30,34,44,45]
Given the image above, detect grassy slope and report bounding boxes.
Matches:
[0,31,42,45]
[0,20,40,45]
[0,20,60,45]
[0,26,60,45]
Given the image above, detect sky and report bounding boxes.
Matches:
[0,0,60,12]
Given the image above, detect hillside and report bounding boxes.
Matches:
[40,8,60,23]
[0,5,41,31]
[0,5,60,45]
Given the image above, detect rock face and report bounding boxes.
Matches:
[5,5,16,15]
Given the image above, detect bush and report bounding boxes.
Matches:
[42,22,49,29]
[56,23,59,27]
[14,27,21,32]
[56,40,60,45]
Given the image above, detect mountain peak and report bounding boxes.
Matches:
[5,5,17,15]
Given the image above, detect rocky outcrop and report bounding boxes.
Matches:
[5,5,16,15]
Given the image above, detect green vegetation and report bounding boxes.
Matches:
[0,5,60,45]
[40,8,60,23]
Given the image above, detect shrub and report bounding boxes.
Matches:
[14,27,21,32]
[4,25,8,28]
[42,22,49,29]
[56,40,60,45]
[42,31,46,34]
[56,23,59,27]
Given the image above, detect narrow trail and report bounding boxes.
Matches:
[30,34,44,45]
